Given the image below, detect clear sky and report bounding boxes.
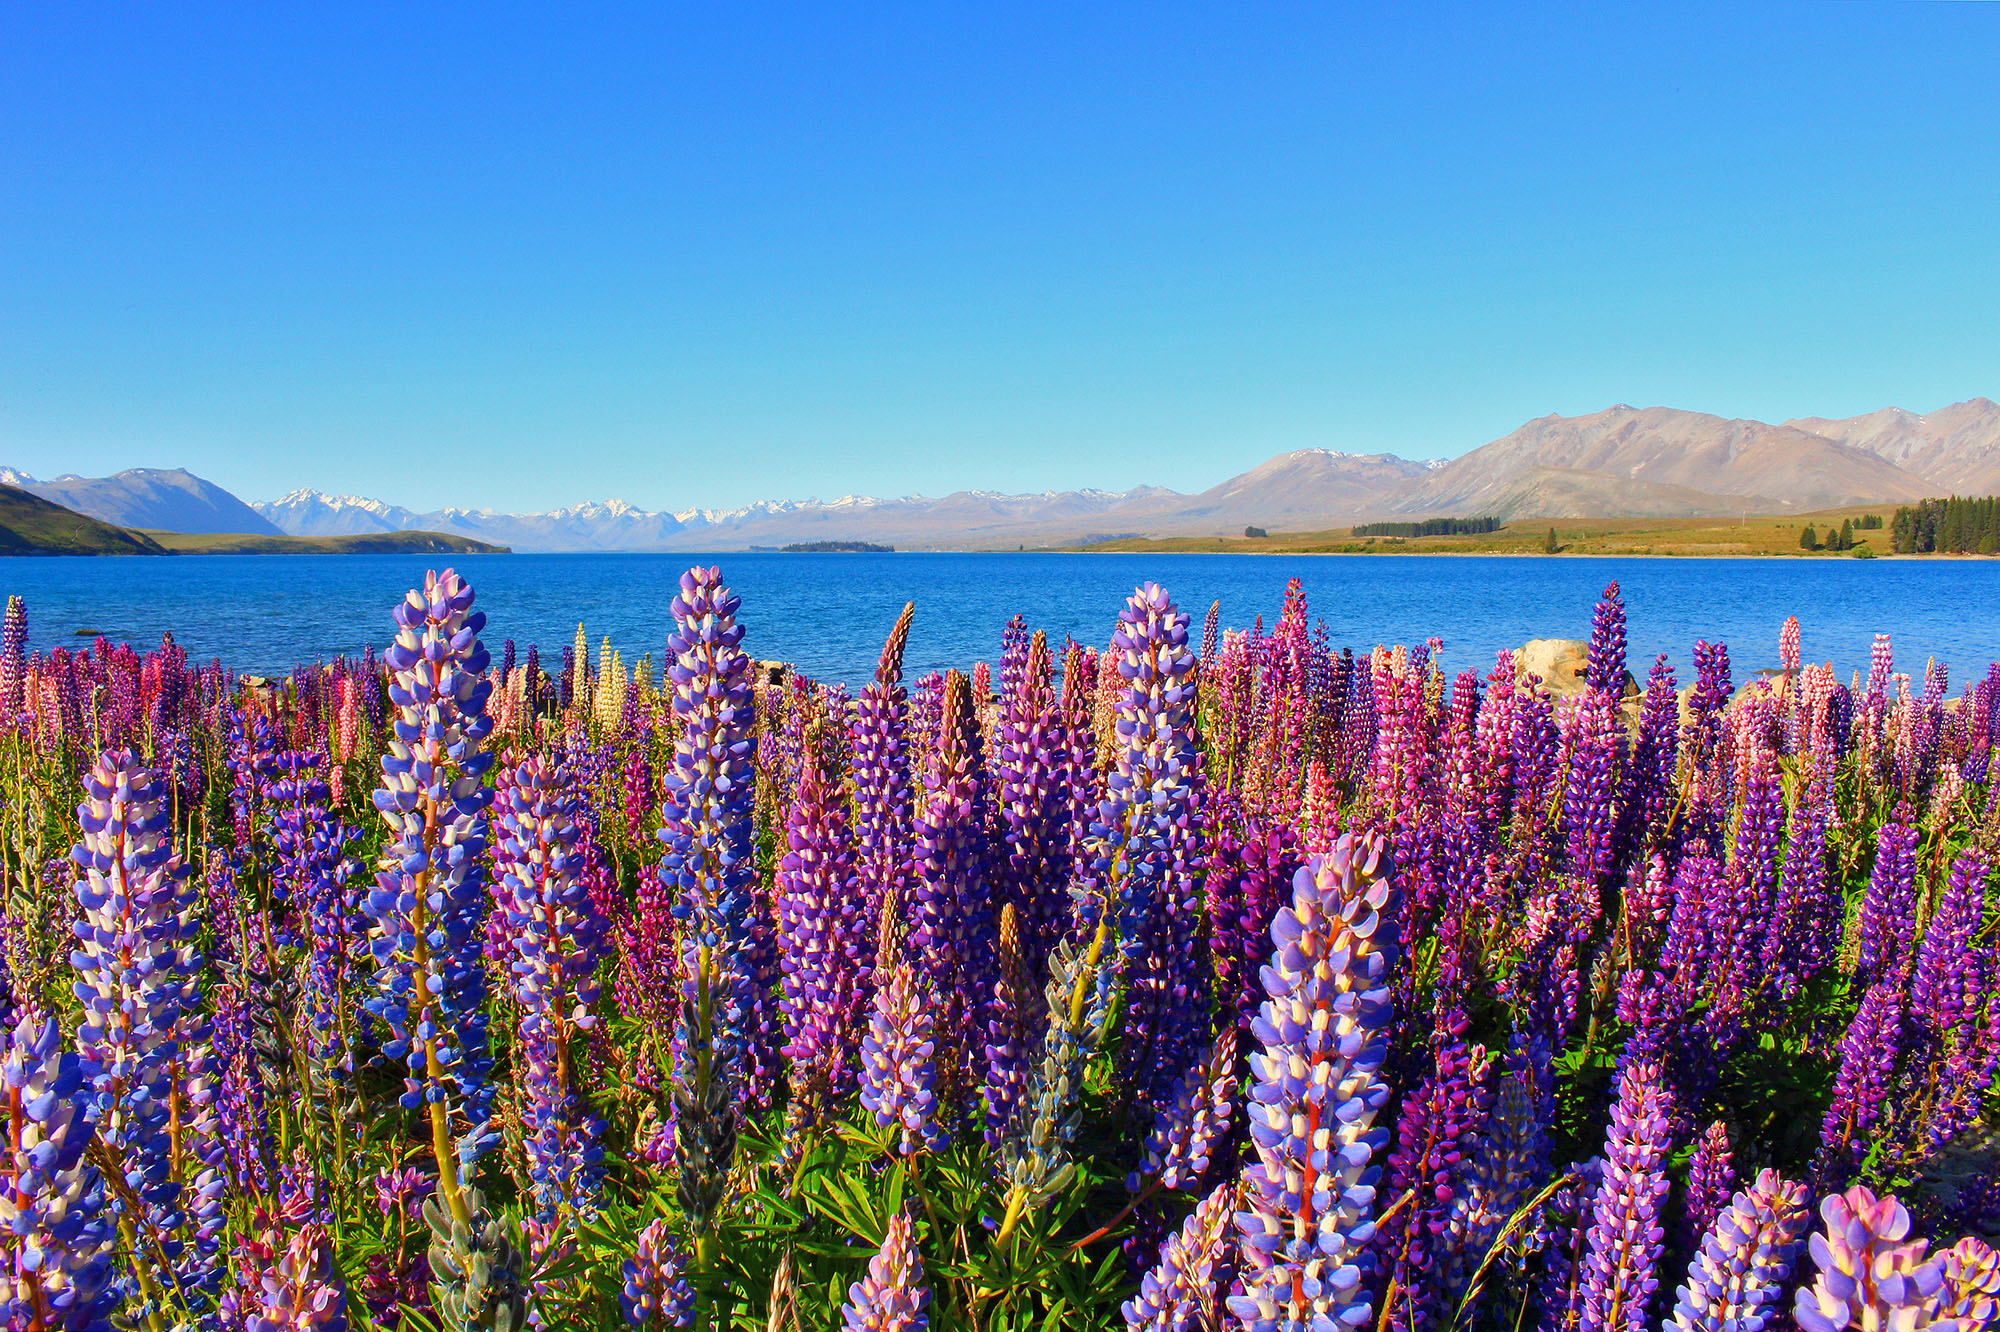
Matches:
[3,4,1996,513]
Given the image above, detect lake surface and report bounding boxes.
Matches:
[2,552,1996,688]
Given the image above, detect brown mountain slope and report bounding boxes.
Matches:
[1397,405,1932,515]
[1784,398,2000,494]
[1474,467,1782,520]
[1143,449,1433,531]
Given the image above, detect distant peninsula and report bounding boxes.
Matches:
[775,540,894,553]
[0,485,509,556]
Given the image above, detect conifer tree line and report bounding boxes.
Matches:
[1889,495,2000,553]
[1350,515,1501,537]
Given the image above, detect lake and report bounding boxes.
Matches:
[2,552,1996,688]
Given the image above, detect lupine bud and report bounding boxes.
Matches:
[842,1210,930,1332]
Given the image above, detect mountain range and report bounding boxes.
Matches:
[12,398,1998,552]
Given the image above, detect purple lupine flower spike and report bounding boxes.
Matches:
[1682,1122,1738,1259]
[859,959,945,1156]
[1123,1180,1237,1331]
[1816,982,1905,1182]
[1853,818,1918,990]
[363,570,498,1193]
[497,752,608,1218]
[778,724,866,1117]
[70,748,205,1299]
[1792,1186,1944,1332]
[1231,832,1398,1332]
[1586,582,1628,697]
[1,1015,117,1332]
[621,1219,696,1329]
[659,566,758,1238]
[842,1210,930,1332]
[910,669,992,1119]
[852,603,917,1000]
[1578,1059,1674,1332]
[1668,1168,1809,1332]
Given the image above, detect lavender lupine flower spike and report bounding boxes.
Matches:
[1232,831,1398,1332]
[859,959,945,1156]
[660,566,758,1242]
[70,748,204,1299]
[1578,1059,1674,1332]
[1668,1168,1808,1332]
[1792,1187,1944,1332]
[498,752,608,1217]
[364,570,497,1218]
[842,1210,930,1332]
[1124,1181,1237,1331]
[621,1219,696,1329]
[2,1015,117,1332]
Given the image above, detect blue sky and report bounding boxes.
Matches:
[3,4,1996,512]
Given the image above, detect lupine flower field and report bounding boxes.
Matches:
[4,567,2000,1332]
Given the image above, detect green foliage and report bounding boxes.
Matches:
[1351,515,1500,538]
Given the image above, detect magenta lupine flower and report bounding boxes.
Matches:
[497,752,608,1217]
[1578,1059,1674,1332]
[364,570,499,1185]
[1682,1122,1739,1259]
[70,748,206,1292]
[859,960,944,1156]
[910,670,993,1112]
[244,1224,348,1332]
[0,595,25,723]
[621,1219,695,1329]
[2,1015,117,1332]
[1232,833,1398,1332]
[843,1210,930,1332]
[777,731,865,1110]
[1854,818,1919,989]
[1792,1187,1943,1332]
[1123,1181,1236,1331]
[1668,1168,1808,1332]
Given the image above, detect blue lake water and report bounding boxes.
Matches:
[2,552,1996,688]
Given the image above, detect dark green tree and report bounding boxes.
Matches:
[1800,524,1818,551]
[1544,526,1559,553]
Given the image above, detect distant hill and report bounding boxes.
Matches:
[143,529,510,555]
[0,483,508,556]
[0,484,170,554]
[34,396,2000,548]
[1,466,282,535]
[1395,405,1931,517]
[1784,398,2000,495]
